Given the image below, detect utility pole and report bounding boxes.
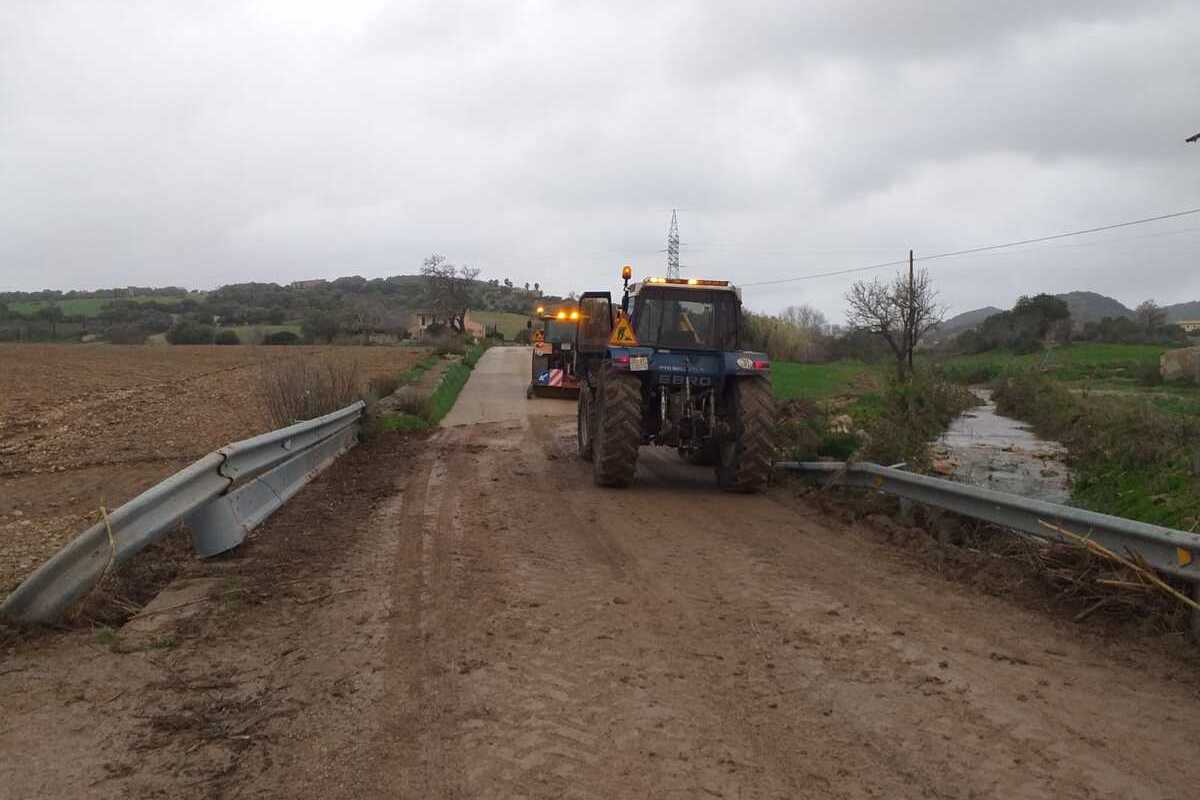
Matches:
[666,209,681,279]
[907,248,915,372]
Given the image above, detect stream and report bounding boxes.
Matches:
[932,388,1073,505]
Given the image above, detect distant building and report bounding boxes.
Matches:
[1177,320,1200,334]
[405,310,486,338]
[290,279,328,289]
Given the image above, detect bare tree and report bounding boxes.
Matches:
[845,268,945,378]
[1134,299,1167,333]
[421,254,480,333]
[780,304,828,335]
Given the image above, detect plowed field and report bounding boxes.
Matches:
[0,344,425,593]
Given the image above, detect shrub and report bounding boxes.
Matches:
[301,311,340,344]
[1136,362,1163,386]
[387,386,430,417]
[264,331,300,345]
[463,341,491,368]
[430,333,467,356]
[259,356,361,427]
[775,398,869,462]
[860,369,977,471]
[107,324,147,345]
[776,398,825,461]
[1011,333,1043,355]
[367,373,401,400]
[215,330,241,345]
[165,321,215,345]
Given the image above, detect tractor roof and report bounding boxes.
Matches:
[629,277,741,300]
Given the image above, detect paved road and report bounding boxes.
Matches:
[4,347,1200,799]
[440,346,565,427]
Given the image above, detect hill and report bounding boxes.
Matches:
[938,292,1135,340]
[1053,291,1133,325]
[1164,301,1200,322]
[937,306,1002,338]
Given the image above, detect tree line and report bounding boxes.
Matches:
[0,258,560,344]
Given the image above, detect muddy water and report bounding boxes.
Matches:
[933,388,1073,504]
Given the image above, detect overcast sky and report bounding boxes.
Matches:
[2,0,1198,319]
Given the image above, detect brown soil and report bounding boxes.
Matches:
[0,343,426,594]
[3,396,1200,798]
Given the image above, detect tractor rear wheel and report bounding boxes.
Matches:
[592,367,642,487]
[577,384,595,461]
[716,376,774,493]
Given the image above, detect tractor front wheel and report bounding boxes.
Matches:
[592,367,642,487]
[716,377,774,493]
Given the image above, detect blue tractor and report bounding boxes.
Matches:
[573,267,775,492]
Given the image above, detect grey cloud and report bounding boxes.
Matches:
[0,1,1197,322]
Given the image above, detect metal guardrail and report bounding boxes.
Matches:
[778,462,1200,590]
[1,402,365,625]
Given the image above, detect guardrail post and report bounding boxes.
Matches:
[898,497,915,525]
[1193,583,1200,642]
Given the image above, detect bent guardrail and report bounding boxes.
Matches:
[1,402,365,625]
[779,461,1200,594]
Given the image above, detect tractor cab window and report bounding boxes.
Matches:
[541,320,576,343]
[632,288,738,350]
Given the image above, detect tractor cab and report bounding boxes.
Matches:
[625,278,741,352]
[526,306,582,398]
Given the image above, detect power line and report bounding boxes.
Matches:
[741,206,1200,288]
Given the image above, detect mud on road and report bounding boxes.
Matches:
[3,347,1200,799]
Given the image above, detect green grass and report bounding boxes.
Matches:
[939,343,1168,385]
[377,342,491,431]
[221,323,302,343]
[1149,392,1200,417]
[426,363,473,423]
[378,414,431,432]
[463,341,489,368]
[9,294,200,316]
[469,310,532,340]
[398,354,440,385]
[994,372,1200,530]
[771,360,878,401]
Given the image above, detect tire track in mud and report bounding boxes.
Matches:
[372,404,1200,800]
[627,445,1193,799]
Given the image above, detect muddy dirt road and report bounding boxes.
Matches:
[3,347,1200,799]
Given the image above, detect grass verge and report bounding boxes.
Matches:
[399,353,440,385]
[993,372,1200,529]
[776,368,975,470]
[375,341,491,432]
